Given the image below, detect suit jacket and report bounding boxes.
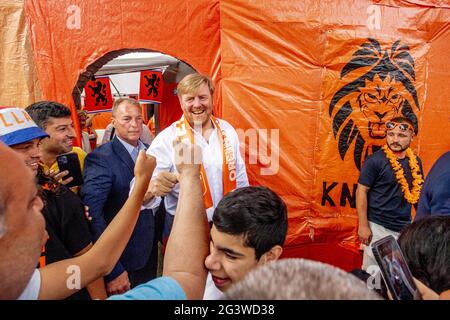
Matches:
[81,137,154,282]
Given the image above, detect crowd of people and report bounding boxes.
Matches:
[0,73,448,300]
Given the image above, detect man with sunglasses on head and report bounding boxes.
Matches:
[356,116,424,271]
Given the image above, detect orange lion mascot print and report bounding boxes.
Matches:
[329,38,420,170]
[311,38,424,256]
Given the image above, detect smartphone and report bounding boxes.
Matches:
[371,235,422,300]
[56,152,84,188]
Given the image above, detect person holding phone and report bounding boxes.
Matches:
[372,236,422,300]
[356,116,424,271]
[0,142,164,300]
[0,107,106,300]
[56,152,84,188]
[25,101,87,188]
[398,216,450,298]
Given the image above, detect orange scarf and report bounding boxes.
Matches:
[176,115,237,209]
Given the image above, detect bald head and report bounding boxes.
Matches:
[0,144,9,234]
[224,258,383,300]
[0,142,46,299]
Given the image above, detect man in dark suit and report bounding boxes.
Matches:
[81,98,156,296]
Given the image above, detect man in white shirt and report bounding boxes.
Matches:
[142,73,249,238]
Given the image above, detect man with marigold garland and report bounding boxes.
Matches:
[356,116,423,270]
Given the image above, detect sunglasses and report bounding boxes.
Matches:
[385,121,413,132]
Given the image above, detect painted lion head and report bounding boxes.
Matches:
[329,38,420,170]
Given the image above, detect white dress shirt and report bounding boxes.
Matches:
[139,118,249,221]
[17,269,41,300]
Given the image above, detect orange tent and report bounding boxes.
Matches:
[2,0,450,270]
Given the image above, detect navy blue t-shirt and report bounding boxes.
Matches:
[416,151,450,219]
[358,149,423,232]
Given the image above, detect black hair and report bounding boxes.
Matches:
[398,216,450,294]
[25,101,72,129]
[212,186,288,260]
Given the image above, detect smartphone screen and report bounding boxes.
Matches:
[56,152,84,188]
[371,235,422,300]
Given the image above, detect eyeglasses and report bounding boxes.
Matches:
[385,121,413,132]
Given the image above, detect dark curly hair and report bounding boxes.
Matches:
[25,101,72,130]
[213,186,288,260]
[398,216,450,294]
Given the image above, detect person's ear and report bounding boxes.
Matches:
[260,245,283,264]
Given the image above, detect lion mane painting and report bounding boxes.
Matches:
[328,38,420,170]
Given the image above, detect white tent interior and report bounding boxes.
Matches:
[82,52,195,144]
[82,52,176,98]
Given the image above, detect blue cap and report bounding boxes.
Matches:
[0,107,49,146]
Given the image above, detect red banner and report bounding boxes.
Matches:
[139,70,164,103]
[84,76,113,112]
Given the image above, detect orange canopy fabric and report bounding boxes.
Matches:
[18,0,450,270]
[219,0,450,267]
[0,0,42,107]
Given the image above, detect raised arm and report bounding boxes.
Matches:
[162,141,209,299]
[38,151,156,300]
[81,151,127,286]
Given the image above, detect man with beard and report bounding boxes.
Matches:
[356,117,424,270]
[26,101,87,187]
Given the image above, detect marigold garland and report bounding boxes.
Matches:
[382,145,423,204]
